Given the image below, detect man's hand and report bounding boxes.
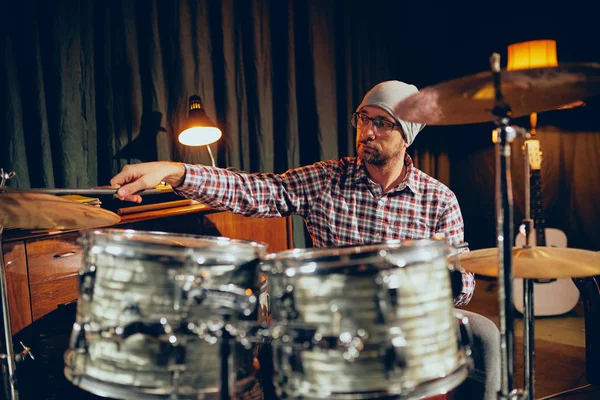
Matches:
[110,162,186,203]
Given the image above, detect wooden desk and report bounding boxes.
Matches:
[2,205,293,334]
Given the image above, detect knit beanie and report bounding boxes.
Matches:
[356,80,425,146]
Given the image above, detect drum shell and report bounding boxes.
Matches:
[264,240,470,399]
[65,229,268,399]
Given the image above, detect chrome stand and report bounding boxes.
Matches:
[0,169,19,400]
[522,145,535,400]
[489,54,526,400]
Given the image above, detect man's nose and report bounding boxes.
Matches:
[358,123,376,141]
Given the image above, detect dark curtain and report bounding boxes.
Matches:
[2,0,399,246]
[2,1,600,251]
[1,0,402,189]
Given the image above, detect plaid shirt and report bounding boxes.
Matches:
[175,154,475,306]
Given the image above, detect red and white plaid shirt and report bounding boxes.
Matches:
[175,154,475,306]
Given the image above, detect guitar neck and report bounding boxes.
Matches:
[530,169,546,247]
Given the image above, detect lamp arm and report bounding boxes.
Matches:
[206,144,216,167]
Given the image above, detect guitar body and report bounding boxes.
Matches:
[514,228,580,316]
[513,138,580,316]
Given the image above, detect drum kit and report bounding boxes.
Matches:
[0,54,600,400]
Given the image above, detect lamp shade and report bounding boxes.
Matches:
[507,40,558,71]
[178,95,222,146]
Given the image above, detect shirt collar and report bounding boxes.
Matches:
[354,154,421,195]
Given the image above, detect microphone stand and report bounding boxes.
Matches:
[489,54,525,400]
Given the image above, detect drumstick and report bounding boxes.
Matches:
[13,188,170,196]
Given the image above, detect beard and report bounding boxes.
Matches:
[357,142,403,166]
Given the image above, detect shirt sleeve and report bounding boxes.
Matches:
[435,193,475,306]
[172,162,333,218]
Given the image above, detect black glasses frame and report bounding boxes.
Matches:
[351,112,400,135]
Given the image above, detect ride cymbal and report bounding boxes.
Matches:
[0,191,121,230]
[394,63,600,125]
[459,246,600,279]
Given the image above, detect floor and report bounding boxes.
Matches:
[461,276,598,399]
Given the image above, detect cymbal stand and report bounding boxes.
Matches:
[522,144,535,400]
[489,54,525,400]
[0,169,19,400]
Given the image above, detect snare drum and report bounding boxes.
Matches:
[64,229,267,400]
[264,239,472,399]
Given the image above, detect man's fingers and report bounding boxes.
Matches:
[119,194,142,203]
[110,163,169,203]
[110,168,134,188]
[116,179,148,199]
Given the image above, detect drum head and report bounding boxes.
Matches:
[265,239,451,275]
[82,229,268,265]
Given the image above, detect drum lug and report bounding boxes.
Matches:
[384,343,407,372]
[188,283,258,316]
[337,330,367,362]
[277,287,299,320]
[69,322,88,354]
[78,265,96,302]
[274,324,369,362]
[158,340,186,367]
[454,311,474,356]
[119,300,141,320]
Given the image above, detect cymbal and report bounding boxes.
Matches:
[459,247,600,279]
[394,63,600,125]
[0,191,121,230]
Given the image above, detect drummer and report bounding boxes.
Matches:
[110,80,501,400]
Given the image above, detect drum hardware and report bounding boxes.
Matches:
[78,266,96,302]
[271,281,299,321]
[269,324,368,362]
[0,169,29,400]
[485,53,524,400]
[395,56,600,400]
[11,343,34,364]
[454,311,474,358]
[187,284,258,316]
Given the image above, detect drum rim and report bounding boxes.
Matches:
[81,228,268,255]
[264,239,451,274]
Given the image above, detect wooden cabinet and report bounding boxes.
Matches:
[2,207,292,334]
[2,242,31,334]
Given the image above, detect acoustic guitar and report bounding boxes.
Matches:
[513,139,580,316]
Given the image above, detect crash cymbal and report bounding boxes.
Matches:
[395,63,600,125]
[0,191,121,230]
[459,246,600,279]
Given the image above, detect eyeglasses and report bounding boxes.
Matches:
[351,112,399,136]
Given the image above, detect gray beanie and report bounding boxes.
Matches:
[356,80,425,146]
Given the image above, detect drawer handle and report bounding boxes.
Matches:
[53,251,77,259]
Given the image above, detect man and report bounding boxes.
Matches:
[111,80,500,399]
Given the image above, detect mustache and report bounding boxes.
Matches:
[358,142,377,150]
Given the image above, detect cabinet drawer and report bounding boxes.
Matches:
[30,275,79,321]
[26,232,83,284]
